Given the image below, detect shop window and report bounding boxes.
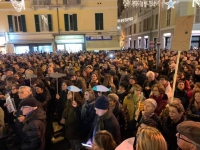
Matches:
[7,15,26,32]
[15,46,29,54]
[95,13,104,30]
[166,9,171,26]
[195,5,200,23]
[34,14,53,32]
[64,14,78,31]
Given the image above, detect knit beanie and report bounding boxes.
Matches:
[95,95,109,110]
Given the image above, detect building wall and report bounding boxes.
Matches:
[119,0,199,49]
[0,0,120,53]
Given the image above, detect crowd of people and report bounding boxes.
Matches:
[0,49,200,150]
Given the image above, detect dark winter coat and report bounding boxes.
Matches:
[117,91,128,104]
[186,103,200,122]
[162,116,185,150]
[134,70,147,87]
[35,88,51,111]
[112,102,127,136]
[81,100,96,141]
[62,101,82,140]
[56,90,68,111]
[21,108,46,150]
[150,94,168,116]
[88,109,121,144]
[174,88,189,110]
[143,79,159,98]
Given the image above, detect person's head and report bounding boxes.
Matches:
[11,84,20,94]
[103,75,113,86]
[86,65,93,74]
[48,62,55,68]
[84,89,95,101]
[151,84,165,97]
[6,76,17,88]
[119,66,127,75]
[146,71,155,82]
[61,80,73,91]
[20,97,37,115]
[129,75,137,85]
[18,86,32,99]
[68,72,77,82]
[47,67,54,75]
[177,80,185,91]
[66,90,83,104]
[176,121,200,150]
[108,93,119,107]
[193,82,200,92]
[159,75,168,86]
[136,127,167,150]
[137,63,143,71]
[192,90,200,104]
[35,82,45,94]
[195,66,200,75]
[91,72,98,81]
[93,130,117,150]
[169,102,184,123]
[5,68,13,77]
[118,81,128,92]
[144,98,157,114]
[133,84,142,95]
[136,118,158,138]
[94,95,109,116]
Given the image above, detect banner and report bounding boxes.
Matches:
[171,15,194,51]
[6,96,16,113]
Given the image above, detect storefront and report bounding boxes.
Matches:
[86,35,120,51]
[8,33,53,54]
[55,35,85,53]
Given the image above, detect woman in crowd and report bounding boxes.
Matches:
[56,80,73,124]
[136,127,167,150]
[92,130,117,150]
[81,89,96,142]
[186,90,200,122]
[60,91,83,150]
[161,102,185,150]
[90,72,101,87]
[103,75,116,94]
[108,93,127,139]
[149,84,168,116]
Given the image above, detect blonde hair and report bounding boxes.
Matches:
[137,127,167,150]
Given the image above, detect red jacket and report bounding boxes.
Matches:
[150,94,168,116]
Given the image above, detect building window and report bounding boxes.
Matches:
[64,14,78,31]
[143,19,146,32]
[139,22,142,32]
[32,0,51,5]
[134,24,136,33]
[34,14,53,32]
[155,14,158,29]
[166,9,171,26]
[147,17,150,31]
[7,15,26,32]
[129,26,132,35]
[95,13,104,30]
[195,5,200,23]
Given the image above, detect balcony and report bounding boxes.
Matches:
[30,0,81,8]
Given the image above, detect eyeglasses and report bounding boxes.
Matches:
[177,133,194,144]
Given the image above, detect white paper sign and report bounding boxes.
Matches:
[6,96,16,113]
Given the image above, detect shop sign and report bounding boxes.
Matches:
[86,36,112,41]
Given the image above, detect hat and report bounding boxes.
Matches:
[129,75,136,81]
[36,82,45,90]
[144,98,157,108]
[5,68,13,72]
[20,97,37,107]
[109,70,116,76]
[95,95,109,110]
[177,121,200,146]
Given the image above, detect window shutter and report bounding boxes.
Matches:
[64,14,69,31]
[21,15,27,32]
[48,14,53,31]
[99,13,103,30]
[95,13,98,30]
[7,15,14,32]
[73,14,77,31]
[34,15,40,32]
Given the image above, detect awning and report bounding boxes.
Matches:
[86,37,121,51]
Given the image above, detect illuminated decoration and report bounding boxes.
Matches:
[193,0,200,7]
[118,17,134,23]
[10,0,25,12]
[131,0,166,8]
[41,15,48,26]
[165,0,176,9]
[123,0,132,8]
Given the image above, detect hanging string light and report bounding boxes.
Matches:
[131,0,166,8]
[123,0,132,8]
[10,0,25,12]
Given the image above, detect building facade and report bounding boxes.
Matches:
[0,0,120,54]
[119,0,200,50]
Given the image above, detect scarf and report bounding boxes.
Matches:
[92,109,112,141]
